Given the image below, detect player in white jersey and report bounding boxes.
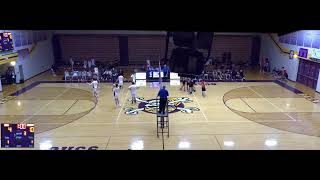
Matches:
[128,82,139,104]
[88,77,99,102]
[117,74,124,89]
[113,83,121,107]
[130,73,136,83]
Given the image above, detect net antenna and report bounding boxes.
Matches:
[158,57,162,89]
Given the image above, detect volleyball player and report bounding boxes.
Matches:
[128,81,138,104]
[189,79,195,95]
[88,77,99,102]
[200,79,206,97]
[117,74,124,89]
[113,83,121,107]
[186,78,190,92]
[180,77,186,91]
[130,73,136,83]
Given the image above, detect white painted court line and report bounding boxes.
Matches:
[115,86,130,124]
[33,120,293,125]
[247,86,297,122]
[21,88,70,123]
[192,93,208,122]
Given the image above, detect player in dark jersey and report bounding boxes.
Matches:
[200,79,206,97]
[180,77,187,91]
[189,79,194,94]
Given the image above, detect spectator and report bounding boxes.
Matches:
[87,70,92,81]
[284,70,288,80]
[205,58,213,66]
[162,64,169,78]
[231,69,237,80]
[81,69,87,82]
[281,67,288,81]
[259,57,265,73]
[239,69,245,81]
[70,58,74,71]
[91,58,96,67]
[88,59,92,69]
[263,58,270,72]
[64,69,70,81]
[111,67,117,83]
[93,66,99,78]
[83,60,87,69]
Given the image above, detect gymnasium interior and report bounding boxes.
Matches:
[1,30,320,150]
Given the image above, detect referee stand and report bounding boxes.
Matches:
[156,100,169,138]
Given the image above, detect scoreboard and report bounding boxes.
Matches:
[1,124,34,148]
[146,70,165,79]
[0,32,14,52]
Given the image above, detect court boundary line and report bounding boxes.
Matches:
[62,100,79,115]
[240,98,256,112]
[115,86,130,124]
[213,136,223,150]
[21,88,70,123]
[34,119,296,125]
[9,80,298,97]
[247,86,297,122]
[34,132,295,138]
[192,93,208,122]
[104,136,111,150]
[4,80,309,136]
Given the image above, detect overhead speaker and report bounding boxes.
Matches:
[172,32,195,48]
[196,32,214,49]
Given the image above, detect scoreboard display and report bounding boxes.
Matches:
[0,32,14,52]
[1,124,34,148]
[146,70,165,79]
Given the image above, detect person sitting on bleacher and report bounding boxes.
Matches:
[146,59,151,71]
[70,58,74,71]
[231,69,237,80]
[87,70,92,81]
[91,58,96,67]
[284,70,288,80]
[64,69,70,81]
[111,67,118,83]
[272,67,280,79]
[225,69,231,80]
[217,69,222,80]
[280,67,288,81]
[102,69,108,81]
[205,58,212,66]
[212,70,218,80]
[239,69,245,81]
[221,69,226,80]
[93,66,99,79]
[273,67,285,80]
[83,60,87,69]
[72,70,79,82]
[81,69,87,82]
[88,59,92,69]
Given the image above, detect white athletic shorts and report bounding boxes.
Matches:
[93,88,98,95]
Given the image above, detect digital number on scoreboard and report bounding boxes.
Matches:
[1,124,34,148]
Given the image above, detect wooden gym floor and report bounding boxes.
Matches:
[1,69,320,150]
